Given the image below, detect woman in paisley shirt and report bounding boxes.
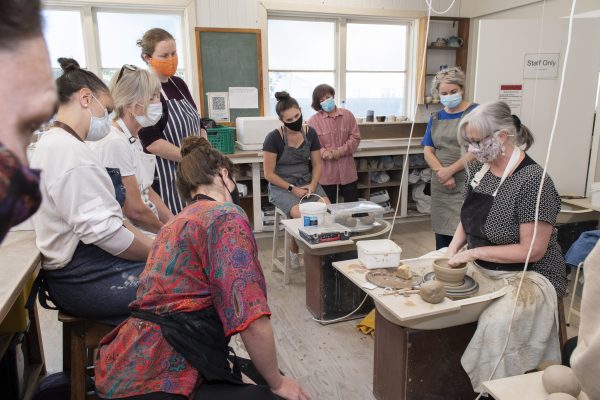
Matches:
[95,137,309,400]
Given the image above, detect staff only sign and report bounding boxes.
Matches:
[523,53,560,79]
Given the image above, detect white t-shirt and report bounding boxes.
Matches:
[89,121,157,215]
[30,128,134,270]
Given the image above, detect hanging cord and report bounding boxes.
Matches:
[310,293,370,324]
[387,2,433,239]
[475,1,577,398]
[424,0,457,15]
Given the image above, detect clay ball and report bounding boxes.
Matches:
[542,365,581,397]
[547,394,577,400]
[359,214,375,225]
[418,281,446,304]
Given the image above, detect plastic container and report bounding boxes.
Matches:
[591,182,600,206]
[357,239,402,269]
[299,194,327,226]
[206,125,235,154]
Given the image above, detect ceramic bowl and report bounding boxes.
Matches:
[376,116,386,122]
[433,258,467,285]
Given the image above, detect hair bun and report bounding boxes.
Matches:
[58,57,80,73]
[180,136,211,157]
[275,91,290,102]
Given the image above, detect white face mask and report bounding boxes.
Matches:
[134,102,162,128]
[86,94,111,142]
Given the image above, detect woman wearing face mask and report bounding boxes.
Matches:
[263,91,329,268]
[30,58,153,324]
[307,84,361,203]
[95,136,310,400]
[421,67,478,250]
[445,101,567,393]
[91,66,174,235]
[136,28,207,215]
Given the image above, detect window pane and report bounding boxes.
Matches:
[345,72,406,117]
[96,11,184,69]
[42,9,86,68]
[268,72,335,118]
[346,23,407,71]
[268,19,334,70]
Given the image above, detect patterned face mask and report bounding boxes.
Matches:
[467,133,502,163]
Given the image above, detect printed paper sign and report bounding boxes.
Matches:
[499,84,523,115]
[207,92,230,121]
[524,53,560,79]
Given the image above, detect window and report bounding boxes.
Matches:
[42,4,189,84]
[268,19,335,118]
[42,9,87,78]
[346,22,408,116]
[96,10,185,83]
[267,16,410,118]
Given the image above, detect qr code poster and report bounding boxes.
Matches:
[207,92,230,122]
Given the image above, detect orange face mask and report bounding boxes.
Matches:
[149,55,178,77]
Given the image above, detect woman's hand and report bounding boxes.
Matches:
[436,166,454,184]
[300,183,317,195]
[332,149,340,160]
[292,186,309,198]
[442,176,457,190]
[448,249,476,266]
[272,376,311,400]
[322,150,333,160]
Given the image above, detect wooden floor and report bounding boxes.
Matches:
[37,219,579,399]
[253,220,436,400]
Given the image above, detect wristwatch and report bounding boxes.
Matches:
[287,184,294,192]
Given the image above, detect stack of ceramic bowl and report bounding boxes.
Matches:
[423,258,479,298]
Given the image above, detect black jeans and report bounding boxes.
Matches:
[435,233,453,250]
[107,385,284,400]
[322,181,359,203]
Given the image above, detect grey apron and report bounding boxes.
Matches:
[157,79,201,214]
[430,104,477,236]
[268,126,326,216]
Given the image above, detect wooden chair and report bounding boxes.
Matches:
[271,207,291,284]
[58,312,113,400]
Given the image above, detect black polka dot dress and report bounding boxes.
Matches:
[463,154,568,297]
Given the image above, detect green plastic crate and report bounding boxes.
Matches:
[206,125,235,154]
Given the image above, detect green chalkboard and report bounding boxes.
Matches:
[195,28,264,124]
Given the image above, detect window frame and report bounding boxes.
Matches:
[266,13,414,117]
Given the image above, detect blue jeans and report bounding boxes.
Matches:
[435,233,453,250]
[43,242,145,325]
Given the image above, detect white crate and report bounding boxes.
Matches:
[357,239,402,269]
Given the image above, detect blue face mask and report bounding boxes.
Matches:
[320,97,335,113]
[440,92,463,109]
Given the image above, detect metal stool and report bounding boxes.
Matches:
[271,208,291,284]
[567,262,584,326]
[58,311,113,400]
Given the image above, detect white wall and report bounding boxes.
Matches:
[474,18,600,196]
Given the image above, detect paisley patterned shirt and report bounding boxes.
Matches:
[94,200,271,398]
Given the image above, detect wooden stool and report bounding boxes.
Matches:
[58,312,113,400]
[557,296,568,354]
[271,207,291,284]
[567,262,583,326]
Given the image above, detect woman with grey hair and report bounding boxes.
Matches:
[421,67,478,249]
[446,101,567,392]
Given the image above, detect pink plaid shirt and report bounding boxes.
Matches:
[308,108,361,185]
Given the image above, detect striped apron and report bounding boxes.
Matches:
[157,78,201,214]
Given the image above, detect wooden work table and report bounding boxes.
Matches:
[280,218,390,323]
[0,230,45,400]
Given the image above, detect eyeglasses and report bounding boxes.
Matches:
[115,64,139,83]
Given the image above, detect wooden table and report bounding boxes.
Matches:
[482,371,589,400]
[281,218,390,323]
[0,231,45,400]
[332,255,490,400]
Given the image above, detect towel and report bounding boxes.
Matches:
[565,230,600,267]
[356,309,376,336]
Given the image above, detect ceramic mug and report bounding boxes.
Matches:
[387,115,396,122]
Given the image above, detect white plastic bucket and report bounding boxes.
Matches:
[299,194,327,226]
[591,182,600,206]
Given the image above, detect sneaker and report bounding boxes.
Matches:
[289,252,302,269]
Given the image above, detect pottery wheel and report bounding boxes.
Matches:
[423,272,479,298]
[366,269,423,290]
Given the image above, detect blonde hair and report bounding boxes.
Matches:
[109,68,161,119]
[432,67,465,96]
